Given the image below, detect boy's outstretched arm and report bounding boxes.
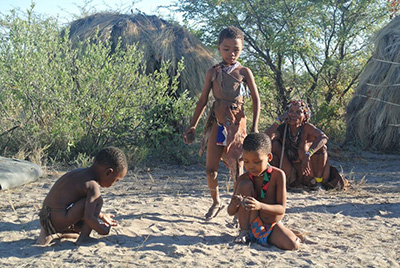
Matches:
[184,68,213,143]
[241,67,260,133]
[82,182,111,236]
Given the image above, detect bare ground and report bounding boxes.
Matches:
[0,151,399,267]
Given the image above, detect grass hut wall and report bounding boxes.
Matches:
[67,13,218,95]
[346,16,400,152]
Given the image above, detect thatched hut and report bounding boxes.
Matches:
[346,16,400,152]
[67,12,217,95]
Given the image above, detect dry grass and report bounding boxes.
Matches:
[68,12,217,95]
[346,16,400,152]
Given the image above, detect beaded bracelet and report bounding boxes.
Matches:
[274,117,283,125]
[308,148,315,156]
[315,177,323,183]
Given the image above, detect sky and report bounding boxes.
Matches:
[0,0,179,24]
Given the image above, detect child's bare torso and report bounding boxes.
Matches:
[43,168,98,209]
[251,170,285,224]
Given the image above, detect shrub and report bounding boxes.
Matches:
[0,10,195,165]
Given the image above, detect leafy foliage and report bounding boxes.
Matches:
[0,9,195,165]
[177,0,389,141]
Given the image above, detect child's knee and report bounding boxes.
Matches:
[272,140,281,153]
[206,169,218,179]
[236,180,253,195]
[282,236,300,250]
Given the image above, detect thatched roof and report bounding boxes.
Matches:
[68,12,217,95]
[346,16,400,152]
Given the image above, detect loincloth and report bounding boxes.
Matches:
[200,102,246,180]
[39,205,58,236]
[39,203,75,236]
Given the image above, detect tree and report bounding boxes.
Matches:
[177,0,388,113]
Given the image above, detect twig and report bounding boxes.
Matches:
[135,234,150,252]
[354,94,400,108]
[371,58,400,65]
[0,125,21,138]
[280,123,288,169]
[7,191,17,214]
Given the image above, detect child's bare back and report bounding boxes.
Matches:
[36,147,128,246]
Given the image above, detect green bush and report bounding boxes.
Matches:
[0,10,195,166]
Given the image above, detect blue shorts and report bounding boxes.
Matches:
[249,216,277,246]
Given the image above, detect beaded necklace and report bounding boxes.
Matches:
[248,164,273,199]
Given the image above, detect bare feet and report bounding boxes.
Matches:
[60,233,80,240]
[234,230,250,244]
[205,203,225,219]
[36,228,54,246]
[75,234,91,245]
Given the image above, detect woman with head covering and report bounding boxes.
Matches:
[265,100,330,189]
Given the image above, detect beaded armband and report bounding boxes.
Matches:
[274,117,283,126]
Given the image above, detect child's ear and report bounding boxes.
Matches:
[105,168,114,176]
[267,153,273,162]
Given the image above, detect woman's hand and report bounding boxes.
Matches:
[183,127,196,144]
[243,197,262,210]
[301,156,311,176]
[278,112,290,123]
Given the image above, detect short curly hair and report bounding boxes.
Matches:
[243,133,272,155]
[218,26,244,45]
[94,146,127,173]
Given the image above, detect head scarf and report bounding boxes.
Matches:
[286,100,311,123]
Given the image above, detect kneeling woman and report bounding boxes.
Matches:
[265,100,330,188]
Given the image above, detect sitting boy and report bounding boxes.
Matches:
[227,133,300,250]
[36,146,128,246]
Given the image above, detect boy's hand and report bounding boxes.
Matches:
[99,223,112,235]
[231,194,244,207]
[244,197,261,210]
[100,213,118,227]
[183,127,196,144]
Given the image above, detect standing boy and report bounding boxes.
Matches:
[228,133,300,250]
[36,146,128,245]
[184,27,260,219]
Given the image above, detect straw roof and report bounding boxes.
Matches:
[68,12,217,95]
[346,16,400,152]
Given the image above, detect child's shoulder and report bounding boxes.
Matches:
[205,65,218,78]
[62,167,97,184]
[270,166,285,181]
[238,171,251,182]
[237,65,254,81]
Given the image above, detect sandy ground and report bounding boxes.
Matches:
[0,151,399,267]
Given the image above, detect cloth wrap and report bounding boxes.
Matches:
[200,62,247,180]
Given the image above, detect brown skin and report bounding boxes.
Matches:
[183,37,260,212]
[265,105,330,187]
[228,150,299,250]
[36,163,127,246]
